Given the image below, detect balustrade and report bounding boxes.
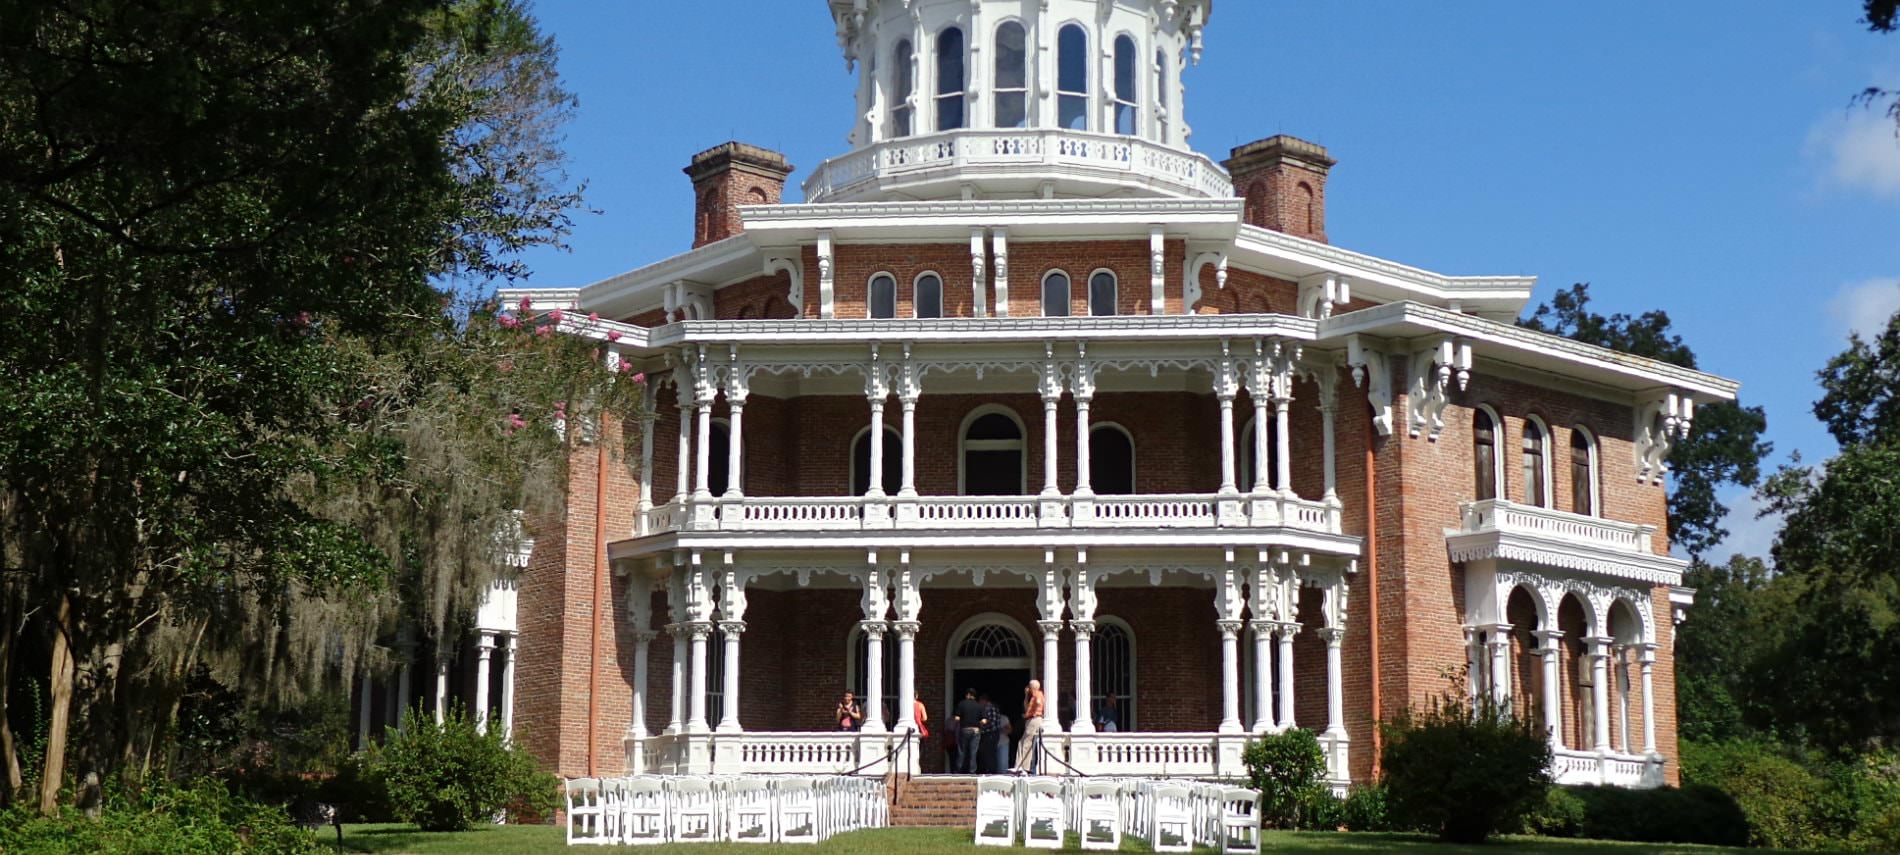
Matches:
[639,492,1343,538]
[1459,498,1655,554]
[803,128,1232,203]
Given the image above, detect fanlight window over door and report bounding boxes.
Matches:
[959,624,1030,659]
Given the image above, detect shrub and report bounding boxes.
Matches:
[1682,738,1840,849]
[1518,786,1587,838]
[1380,692,1551,843]
[1241,728,1328,828]
[372,706,557,831]
[0,777,319,854]
[1564,784,1748,847]
[1337,783,1389,832]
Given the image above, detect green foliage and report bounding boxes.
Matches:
[1519,283,1769,558]
[1567,785,1747,847]
[371,707,554,832]
[1517,786,1588,838]
[1335,783,1389,832]
[1682,738,1848,850]
[0,777,318,854]
[1380,692,1552,844]
[1241,728,1328,829]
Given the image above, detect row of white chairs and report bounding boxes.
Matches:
[975,776,1259,854]
[564,775,886,846]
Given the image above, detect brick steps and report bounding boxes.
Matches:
[888,777,978,828]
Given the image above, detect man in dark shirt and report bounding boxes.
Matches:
[952,688,987,774]
[977,692,1006,774]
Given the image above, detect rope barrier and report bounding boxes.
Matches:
[842,728,913,777]
[1035,732,1090,777]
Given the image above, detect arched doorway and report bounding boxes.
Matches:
[945,614,1035,773]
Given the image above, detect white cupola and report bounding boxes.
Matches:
[809,0,1225,203]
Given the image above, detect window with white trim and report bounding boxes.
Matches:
[935,27,966,131]
[1042,271,1071,317]
[892,40,915,138]
[1091,620,1134,731]
[993,22,1028,128]
[1522,418,1549,508]
[1088,271,1117,316]
[869,273,897,319]
[1090,424,1135,495]
[1112,35,1138,135]
[1570,427,1597,516]
[961,409,1025,495]
[915,273,943,319]
[1057,24,1088,130]
[1474,408,1499,501]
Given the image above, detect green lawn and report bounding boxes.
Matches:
[333,824,1797,855]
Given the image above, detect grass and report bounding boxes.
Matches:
[332,824,1801,855]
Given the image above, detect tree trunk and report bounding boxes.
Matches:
[38,594,73,815]
[0,583,20,805]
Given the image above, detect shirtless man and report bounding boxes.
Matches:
[1012,679,1045,774]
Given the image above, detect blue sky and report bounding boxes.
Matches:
[516,1,1900,562]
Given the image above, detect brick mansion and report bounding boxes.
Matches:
[354,0,1737,791]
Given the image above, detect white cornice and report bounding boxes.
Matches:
[741,198,1243,243]
[575,235,763,320]
[645,313,1318,346]
[1447,530,1687,588]
[1231,225,1534,315]
[609,527,1362,562]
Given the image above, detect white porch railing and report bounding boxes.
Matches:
[637,492,1343,538]
[1550,747,1666,788]
[1459,499,1655,555]
[629,731,920,778]
[801,128,1233,203]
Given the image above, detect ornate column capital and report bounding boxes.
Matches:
[476,633,498,656]
[718,620,746,637]
[1317,626,1346,646]
[631,629,660,644]
[687,622,716,641]
[1069,619,1096,640]
[858,620,889,640]
[1276,622,1303,640]
[892,620,921,639]
[1216,619,1245,637]
[1249,620,1276,640]
[1037,619,1066,638]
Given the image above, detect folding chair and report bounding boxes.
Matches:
[1079,778,1123,850]
[1021,777,1065,849]
[667,777,719,843]
[973,776,1018,846]
[563,778,604,845]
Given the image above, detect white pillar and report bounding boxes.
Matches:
[1640,646,1658,755]
[866,397,887,498]
[1070,621,1096,734]
[862,623,888,733]
[1274,399,1293,495]
[898,396,918,498]
[666,625,686,735]
[1321,627,1346,737]
[687,623,711,733]
[630,631,655,741]
[895,621,919,733]
[1218,620,1243,734]
[717,621,744,733]
[1276,624,1298,729]
[1251,623,1274,733]
[1318,396,1339,502]
[357,673,373,748]
[693,398,715,500]
[500,634,517,742]
[1535,631,1563,748]
[637,413,657,530]
[1217,392,1238,494]
[722,401,745,499]
[1040,391,1061,497]
[395,659,413,732]
[1039,620,1063,733]
[1614,645,1630,753]
[674,392,693,502]
[1073,393,1094,497]
[1589,637,1612,751]
[1249,395,1271,494]
[473,632,495,735]
[433,661,448,726]
[1487,626,1512,708]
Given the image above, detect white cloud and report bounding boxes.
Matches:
[1701,487,1782,567]
[1825,277,1900,339]
[1807,109,1900,198]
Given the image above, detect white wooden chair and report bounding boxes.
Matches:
[1220,787,1261,854]
[1196,782,1225,847]
[667,777,719,843]
[1021,777,1065,849]
[1078,778,1123,850]
[973,776,1018,846]
[725,778,775,843]
[619,778,667,845]
[775,778,820,844]
[563,777,605,845]
[1149,783,1193,853]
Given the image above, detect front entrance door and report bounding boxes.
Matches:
[952,667,1029,773]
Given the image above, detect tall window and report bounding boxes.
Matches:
[869,273,896,319]
[915,273,943,319]
[1112,35,1138,135]
[705,634,726,722]
[1057,24,1088,130]
[892,40,915,137]
[1090,425,1135,495]
[1088,271,1117,316]
[935,27,966,131]
[1155,50,1170,143]
[1570,428,1597,516]
[1091,621,1134,732]
[961,410,1025,495]
[993,22,1028,128]
[1474,409,1498,501]
[1041,271,1071,317]
[1522,419,1548,508]
[852,426,903,496]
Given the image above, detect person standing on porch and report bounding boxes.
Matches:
[1013,679,1045,774]
[836,692,862,732]
[953,688,987,774]
[913,697,930,740]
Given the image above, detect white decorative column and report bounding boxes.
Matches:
[1215,358,1239,494]
[1274,396,1293,495]
[1249,390,1271,494]
[862,622,888,733]
[1251,622,1275,733]
[636,409,657,533]
[992,229,1010,317]
[1486,625,1512,708]
[1639,645,1658,755]
[473,632,495,735]
[433,661,448,726]
[722,355,747,500]
[1588,636,1612,752]
[666,624,686,735]
[1276,623,1298,729]
[866,378,887,499]
[1072,365,1095,498]
[1317,370,1340,503]
[1070,620,1096,735]
[674,372,693,504]
[1039,620,1064,734]
[896,361,920,500]
[1613,644,1631,753]
[1218,620,1244,734]
[499,634,517,742]
[687,623,712,734]
[1534,630,1564,748]
[1038,351,1063,499]
[357,673,373,747]
[1321,627,1346,737]
[693,393,715,500]
[894,621,919,735]
[970,229,989,317]
[717,621,744,734]
[630,630,656,742]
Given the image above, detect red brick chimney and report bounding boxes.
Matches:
[1224,135,1336,243]
[685,142,794,248]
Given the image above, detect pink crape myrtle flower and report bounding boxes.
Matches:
[497,314,521,329]
[607,330,622,343]
[547,309,565,323]
[517,296,532,314]
[588,312,600,323]
[632,371,648,384]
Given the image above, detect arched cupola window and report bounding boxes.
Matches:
[1057,24,1089,130]
[1112,35,1139,135]
[1523,418,1550,508]
[915,273,943,319]
[1570,427,1598,516]
[892,40,915,138]
[994,22,1028,128]
[869,273,897,319]
[935,27,966,132]
[1474,408,1500,501]
[1088,271,1117,316]
[1042,271,1072,317]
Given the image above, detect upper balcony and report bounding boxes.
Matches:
[802,128,1234,204]
[1446,498,1686,586]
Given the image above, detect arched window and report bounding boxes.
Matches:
[1041,271,1071,317]
[708,420,731,496]
[1090,424,1135,495]
[1244,181,1268,227]
[706,632,725,722]
[1155,50,1170,144]
[869,273,897,319]
[851,426,903,496]
[1523,418,1549,508]
[1057,24,1089,130]
[993,22,1028,128]
[1473,408,1499,501]
[1112,35,1139,135]
[1570,427,1598,516]
[848,625,900,726]
[961,409,1025,495]
[1298,182,1316,234]
[892,40,915,138]
[935,27,966,131]
[915,273,943,319]
[1088,271,1117,316]
[1091,620,1134,732]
